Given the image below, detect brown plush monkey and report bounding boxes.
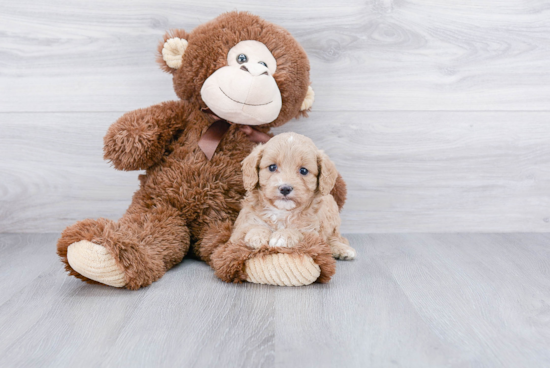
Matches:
[57,11,347,289]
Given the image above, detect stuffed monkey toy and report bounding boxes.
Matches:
[57,11,347,289]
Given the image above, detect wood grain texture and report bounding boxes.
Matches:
[1,111,549,233]
[1,0,550,112]
[1,233,550,367]
[1,1,550,233]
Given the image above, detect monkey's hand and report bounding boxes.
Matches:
[104,101,189,171]
[330,173,347,211]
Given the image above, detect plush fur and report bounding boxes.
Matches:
[57,11,347,289]
[211,233,336,284]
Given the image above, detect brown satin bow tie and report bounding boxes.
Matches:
[197,108,272,160]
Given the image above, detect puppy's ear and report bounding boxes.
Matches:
[156,29,189,74]
[317,150,338,196]
[242,144,264,191]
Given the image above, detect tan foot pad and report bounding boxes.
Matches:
[67,240,126,287]
[245,253,321,286]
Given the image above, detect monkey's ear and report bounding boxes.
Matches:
[242,144,265,191]
[156,29,189,74]
[300,86,315,111]
[317,150,338,196]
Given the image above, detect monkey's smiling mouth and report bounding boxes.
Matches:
[219,87,273,106]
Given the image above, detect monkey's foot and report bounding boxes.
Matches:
[67,240,126,287]
[211,233,335,285]
[245,253,320,286]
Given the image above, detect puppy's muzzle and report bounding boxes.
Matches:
[279,185,293,196]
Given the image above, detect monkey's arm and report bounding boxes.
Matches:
[103,100,191,171]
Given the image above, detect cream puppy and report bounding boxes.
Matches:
[230,132,356,260]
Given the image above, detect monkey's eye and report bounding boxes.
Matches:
[237,54,248,64]
[258,61,267,68]
[268,164,277,172]
[299,167,309,175]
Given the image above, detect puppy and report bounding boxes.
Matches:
[230,132,356,260]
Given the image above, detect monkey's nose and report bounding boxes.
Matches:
[279,185,293,196]
[240,64,269,76]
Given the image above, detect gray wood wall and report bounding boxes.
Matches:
[1,0,549,233]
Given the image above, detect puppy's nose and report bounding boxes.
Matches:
[279,185,293,196]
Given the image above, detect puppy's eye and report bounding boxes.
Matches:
[237,54,248,64]
[299,167,308,175]
[268,164,277,172]
[258,61,267,67]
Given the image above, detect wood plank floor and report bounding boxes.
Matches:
[1,233,549,367]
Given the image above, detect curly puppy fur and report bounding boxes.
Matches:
[57,11,347,289]
[223,133,355,284]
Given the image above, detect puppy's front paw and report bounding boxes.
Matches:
[269,229,303,248]
[245,227,271,249]
[331,241,356,260]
